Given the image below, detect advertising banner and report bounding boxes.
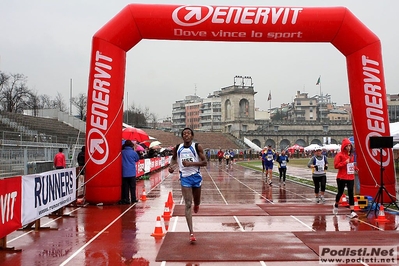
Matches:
[144,158,151,174]
[0,176,22,239]
[22,168,76,225]
[136,160,145,177]
[85,3,395,203]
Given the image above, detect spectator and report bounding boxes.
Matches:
[77,146,85,174]
[54,148,66,169]
[119,140,140,205]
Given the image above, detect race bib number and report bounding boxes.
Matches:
[181,152,194,164]
[182,157,194,163]
[347,162,355,174]
[315,160,325,169]
[281,160,287,167]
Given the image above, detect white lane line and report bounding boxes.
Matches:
[7,207,82,244]
[290,215,315,231]
[233,215,245,232]
[59,205,136,266]
[230,173,275,204]
[204,167,229,205]
[204,168,245,232]
[351,217,382,231]
[170,216,178,232]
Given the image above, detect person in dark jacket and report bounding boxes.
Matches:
[307,147,328,203]
[276,149,289,185]
[119,140,140,205]
[77,146,85,174]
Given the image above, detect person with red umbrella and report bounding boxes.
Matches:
[122,127,149,143]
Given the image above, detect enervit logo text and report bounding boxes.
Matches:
[88,51,112,165]
[88,128,109,165]
[172,6,302,26]
[362,55,390,166]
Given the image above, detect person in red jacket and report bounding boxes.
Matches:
[333,138,359,218]
[54,148,66,169]
[217,148,224,165]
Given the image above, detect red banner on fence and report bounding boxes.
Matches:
[0,176,22,239]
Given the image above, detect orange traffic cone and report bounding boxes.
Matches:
[339,194,349,207]
[151,216,165,238]
[353,196,361,211]
[375,205,389,222]
[164,220,170,231]
[140,188,147,201]
[167,191,174,209]
[162,202,171,221]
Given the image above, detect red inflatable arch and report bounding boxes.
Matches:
[86,4,395,204]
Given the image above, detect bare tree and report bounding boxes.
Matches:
[51,92,67,112]
[39,94,53,109]
[27,90,40,116]
[143,106,158,128]
[0,72,10,106]
[0,72,9,90]
[0,72,32,113]
[122,103,158,128]
[123,103,147,127]
[71,93,87,120]
[147,112,158,128]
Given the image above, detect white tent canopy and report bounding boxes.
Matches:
[390,122,399,142]
[304,144,320,151]
[323,144,341,151]
[386,122,399,149]
[244,137,262,152]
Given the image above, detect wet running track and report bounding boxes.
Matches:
[1,161,398,265]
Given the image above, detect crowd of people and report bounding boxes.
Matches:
[259,138,359,218]
[131,143,174,159]
[216,148,237,168]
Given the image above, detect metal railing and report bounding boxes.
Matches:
[0,140,70,178]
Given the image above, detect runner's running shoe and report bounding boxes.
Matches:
[320,196,325,203]
[190,234,196,242]
[349,211,358,219]
[333,204,338,215]
[193,205,199,213]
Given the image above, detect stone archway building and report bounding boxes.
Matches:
[219,84,258,134]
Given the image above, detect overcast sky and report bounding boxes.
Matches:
[1,0,398,120]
